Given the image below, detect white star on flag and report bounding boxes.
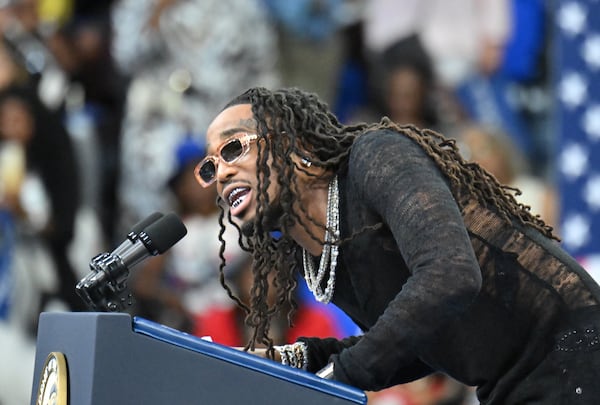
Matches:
[562,214,591,250]
[580,254,600,284]
[582,34,600,69]
[582,105,600,140]
[583,175,600,210]
[558,1,587,36]
[559,142,589,179]
[559,72,588,108]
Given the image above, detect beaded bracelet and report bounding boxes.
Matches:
[274,342,308,370]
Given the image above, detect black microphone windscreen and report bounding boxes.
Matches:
[143,212,187,254]
[131,212,164,235]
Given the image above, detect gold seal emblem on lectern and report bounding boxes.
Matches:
[36,352,68,405]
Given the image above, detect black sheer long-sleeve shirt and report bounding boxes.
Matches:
[298,129,600,404]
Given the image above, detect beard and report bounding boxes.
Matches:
[240,200,284,238]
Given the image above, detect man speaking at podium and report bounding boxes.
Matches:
[195,86,600,404]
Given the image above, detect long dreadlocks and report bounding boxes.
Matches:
[214,87,557,357]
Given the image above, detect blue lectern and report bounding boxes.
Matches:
[30,312,367,404]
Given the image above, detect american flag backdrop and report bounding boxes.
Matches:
[556,0,600,279]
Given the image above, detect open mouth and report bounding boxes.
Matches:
[227,186,252,217]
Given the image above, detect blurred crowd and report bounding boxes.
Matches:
[0,0,561,404]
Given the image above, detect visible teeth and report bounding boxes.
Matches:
[228,187,247,207]
[232,195,244,208]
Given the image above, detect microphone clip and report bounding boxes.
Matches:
[76,252,133,312]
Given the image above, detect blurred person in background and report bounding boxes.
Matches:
[129,137,247,333]
[0,0,72,113]
[363,0,510,88]
[361,0,510,132]
[0,93,42,405]
[261,0,361,106]
[456,124,558,232]
[361,0,552,178]
[0,46,82,313]
[195,253,347,348]
[0,31,81,405]
[0,0,119,281]
[380,38,437,130]
[47,0,127,249]
[367,372,470,405]
[334,28,444,132]
[375,34,444,136]
[453,0,551,178]
[332,19,370,124]
[111,0,279,236]
[0,4,112,402]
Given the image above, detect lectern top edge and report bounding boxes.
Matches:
[133,316,367,404]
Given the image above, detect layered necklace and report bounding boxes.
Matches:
[302,176,339,304]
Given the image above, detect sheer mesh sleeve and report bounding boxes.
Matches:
[297,335,434,382]
[330,129,482,389]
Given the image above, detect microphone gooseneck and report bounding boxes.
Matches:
[76,212,187,312]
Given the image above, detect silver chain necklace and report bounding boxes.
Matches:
[302,176,339,303]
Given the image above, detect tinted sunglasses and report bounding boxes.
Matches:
[194,132,258,187]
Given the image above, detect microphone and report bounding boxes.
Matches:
[76,212,187,312]
[111,211,164,258]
